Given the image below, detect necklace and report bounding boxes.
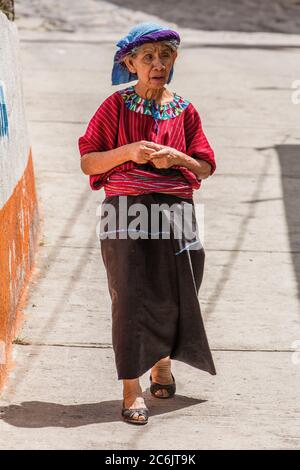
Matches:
[118,85,190,120]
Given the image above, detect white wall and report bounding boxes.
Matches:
[0,11,30,210]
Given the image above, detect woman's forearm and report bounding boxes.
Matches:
[174,152,212,179]
[80,145,131,175]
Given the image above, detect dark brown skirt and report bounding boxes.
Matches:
[99,192,216,379]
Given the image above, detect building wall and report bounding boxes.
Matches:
[0,11,39,388]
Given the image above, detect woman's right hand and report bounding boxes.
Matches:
[127,140,162,164]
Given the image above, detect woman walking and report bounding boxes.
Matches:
[78,22,216,425]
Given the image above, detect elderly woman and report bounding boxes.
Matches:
[78,22,216,425]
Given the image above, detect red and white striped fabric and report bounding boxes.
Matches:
[78,89,216,199]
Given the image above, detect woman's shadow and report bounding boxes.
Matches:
[0,393,206,428]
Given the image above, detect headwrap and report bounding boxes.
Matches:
[111,22,180,86]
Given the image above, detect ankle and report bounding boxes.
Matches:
[151,357,173,383]
[123,379,142,398]
[151,357,171,372]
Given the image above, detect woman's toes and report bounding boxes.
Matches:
[155,389,169,398]
[131,411,144,421]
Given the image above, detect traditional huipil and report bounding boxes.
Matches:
[78,22,217,379]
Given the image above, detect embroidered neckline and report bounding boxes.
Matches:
[118,85,190,120]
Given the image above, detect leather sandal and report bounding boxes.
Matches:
[149,373,176,399]
[121,400,149,425]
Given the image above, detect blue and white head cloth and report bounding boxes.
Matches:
[111,22,180,86]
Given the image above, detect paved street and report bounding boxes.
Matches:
[0,0,300,449]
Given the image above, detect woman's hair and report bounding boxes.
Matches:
[121,39,179,68]
[129,39,179,58]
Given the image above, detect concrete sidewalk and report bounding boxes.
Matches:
[1,0,300,449]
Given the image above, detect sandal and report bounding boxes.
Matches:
[149,373,176,399]
[121,400,149,425]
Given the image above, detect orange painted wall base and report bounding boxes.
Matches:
[0,149,39,390]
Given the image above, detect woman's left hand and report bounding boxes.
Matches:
[148,145,181,169]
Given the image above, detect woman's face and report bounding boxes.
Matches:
[123,42,177,90]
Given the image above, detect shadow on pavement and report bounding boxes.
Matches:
[0,395,207,427]
[276,144,300,301]
[108,0,300,35]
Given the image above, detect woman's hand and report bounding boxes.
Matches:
[148,145,213,179]
[147,145,181,169]
[127,140,162,164]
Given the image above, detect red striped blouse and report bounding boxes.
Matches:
[78,86,216,199]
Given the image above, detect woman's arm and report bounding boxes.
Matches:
[173,152,213,179]
[80,145,131,176]
[80,141,161,176]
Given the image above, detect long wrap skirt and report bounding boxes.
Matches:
[99,192,216,380]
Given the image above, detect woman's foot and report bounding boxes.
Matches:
[150,356,174,398]
[123,378,148,423]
